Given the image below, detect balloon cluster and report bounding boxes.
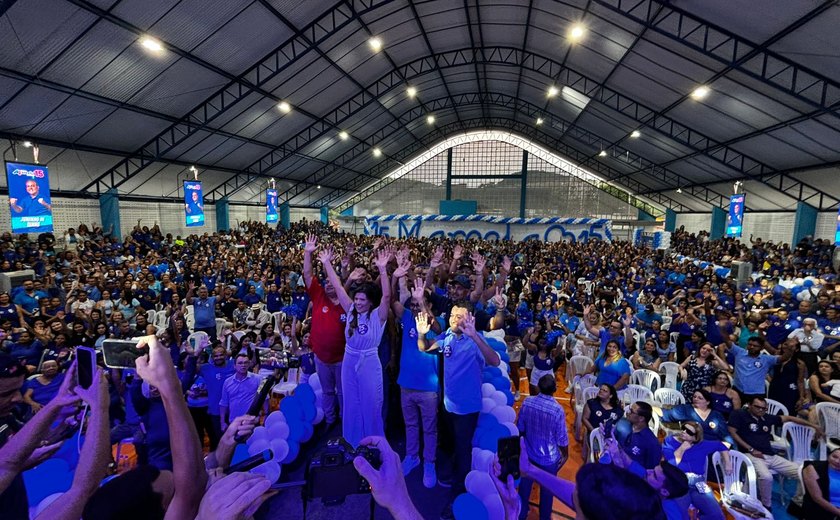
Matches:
[451,337,519,520]
[232,376,326,483]
[279,304,306,320]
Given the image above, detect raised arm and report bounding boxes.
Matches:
[425,246,444,290]
[469,252,486,303]
[582,304,601,337]
[391,257,412,318]
[415,312,439,352]
[136,335,207,519]
[462,313,500,367]
[373,249,392,322]
[302,234,317,288]
[319,247,352,311]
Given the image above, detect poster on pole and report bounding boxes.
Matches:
[725,194,745,238]
[266,188,278,223]
[835,207,840,246]
[6,161,53,233]
[183,181,204,227]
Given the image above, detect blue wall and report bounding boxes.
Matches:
[440,199,478,215]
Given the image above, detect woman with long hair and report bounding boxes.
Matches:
[317,242,392,447]
[589,340,631,391]
[679,342,729,400]
[704,370,741,420]
[658,389,734,445]
[799,447,840,519]
[581,383,623,460]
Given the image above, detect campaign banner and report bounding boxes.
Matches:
[6,162,53,233]
[183,181,204,227]
[835,207,840,246]
[266,189,278,224]
[364,214,612,242]
[725,194,745,238]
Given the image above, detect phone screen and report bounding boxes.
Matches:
[102,339,148,369]
[76,346,95,389]
[497,435,521,480]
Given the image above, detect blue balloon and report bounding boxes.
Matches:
[453,493,489,520]
[804,280,814,288]
[280,396,304,421]
[505,391,515,406]
[230,443,251,466]
[485,366,503,379]
[478,423,509,451]
[23,459,72,506]
[485,338,506,352]
[491,377,509,392]
[282,441,300,464]
[477,413,498,429]
[499,351,510,364]
[287,418,306,442]
[300,400,316,423]
[295,383,317,405]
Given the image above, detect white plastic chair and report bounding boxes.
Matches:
[232,330,246,342]
[661,315,672,330]
[670,331,680,346]
[816,402,840,458]
[653,388,686,407]
[588,428,605,463]
[154,311,169,331]
[574,384,599,441]
[272,312,286,335]
[573,373,596,390]
[764,398,789,439]
[631,329,641,350]
[659,361,680,390]
[712,450,759,502]
[782,422,815,463]
[630,369,660,392]
[187,331,208,350]
[215,318,227,338]
[185,304,196,332]
[622,384,654,406]
[145,310,157,327]
[568,355,595,381]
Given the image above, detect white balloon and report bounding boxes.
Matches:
[490,391,507,407]
[481,383,496,398]
[265,411,287,431]
[314,391,323,409]
[474,449,495,473]
[247,438,271,456]
[797,290,810,302]
[269,438,290,463]
[471,447,481,469]
[481,398,497,414]
[251,461,282,483]
[501,422,519,436]
[309,373,321,391]
[313,407,325,424]
[491,406,516,424]
[498,361,510,380]
[482,491,505,520]
[268,421,290,440]
[247,426,268,446]
[465,470,496,499]
[794,277,805,286]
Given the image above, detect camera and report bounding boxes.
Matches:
[306,437,381,503]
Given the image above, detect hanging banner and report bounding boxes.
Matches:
[835,207,840,246]
[183,181,204,227]
[6,161,53,233]
[725,194,745,238]
[364,214,612,242]
[266,188,278,224]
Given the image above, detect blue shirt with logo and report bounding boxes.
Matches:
[397,311,439,392]
[435,329,488,415]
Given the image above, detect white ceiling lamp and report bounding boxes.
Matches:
[690,85,710,100]
[598,150,607,157]
[547,86,559,98]
[277,101,291,113]
[536,117,544,125]
[406,86,417,98]
[426,115,435,124]
[339,131,349,140]
[630,130,641,138]
[140,36,164,53]
[369,36,383,52]
[372,147,382,157]
[568,24,586,42]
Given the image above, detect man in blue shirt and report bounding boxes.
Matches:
[582,304,634,356]
[416,303,500,520]
[726,337,778,403]
[636,304,663,329]
[618,401,662,470]
[192,345,233,449]
[13,279,40,321]
[265,283,283,313]
[185,283,217,340]
[9,179,51,217]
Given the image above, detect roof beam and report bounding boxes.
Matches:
[76,0,398,195]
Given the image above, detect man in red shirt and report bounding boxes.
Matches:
[303,235,346,427]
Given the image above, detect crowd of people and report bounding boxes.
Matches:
[0,218,839,519]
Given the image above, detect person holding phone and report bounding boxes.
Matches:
[516,373,569,520]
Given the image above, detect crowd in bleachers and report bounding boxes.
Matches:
[1,218,839,519]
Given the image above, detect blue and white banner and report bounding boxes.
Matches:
[266,189,278,224]
[726,194,745,238]
[835,207,840,246]
[364,214,612,242]
[6,162,53,233]
[184,181,204,227]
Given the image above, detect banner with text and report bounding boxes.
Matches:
[726,193,745,238]
[183,181,204,227]
[6,162,53,233]
[266,188,278,224]
[364,214,612,242]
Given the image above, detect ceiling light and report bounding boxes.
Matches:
[406,86,417,98]
[369,37,382,52]
[372,147,382,157]
[676,187,683,193]
[598,150,607,157]
[22,141,32,148]
[339,131,349,140]
[426,115,435,124]
[536,118,544,125]
[278,101,291,113]
[568,24,586,42]
[630,130,641,138]
[140,36,164,52]
[317,185,321,190]
[547,86,559,98]
[690,85,710,100]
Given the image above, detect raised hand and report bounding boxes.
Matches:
[473,254,486,275]
[374,249,390,272]
[452,244,463,260]
[373,237,383,250]
[348,267,367,283]
[501,255,512,273]
[393,257,411,279]
[303,234,318,253]
[415,311,431,335]
[317,247,335,265]
[429,246,444,269]
[135,335,179,392]
[491,286,505,308]
[461,312,477,338]
[409,283,425,305]
[584,304,593,316]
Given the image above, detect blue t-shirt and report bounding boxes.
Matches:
[397,311,439,392]
[598,329,627,356]
[191,296,217,329]
[731,346,777,394]
[198,360,234,415]
[594,356,631,387]
[435,330,490,415]
[622,425,662,469]
[25,372,65,405]
[265,292,283,313]
[662,437,727,475]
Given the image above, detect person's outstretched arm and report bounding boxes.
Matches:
[373,249,392,323]
[36,368,111,520]
[302,234,317,288]
[136,335,207,519]
[318,247,352,311]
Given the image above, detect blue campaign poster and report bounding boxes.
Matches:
[835,207,840,246]
[725,194,745,238]
[6,162,53,233]
[183,181,204,227]
[266,188,278,223]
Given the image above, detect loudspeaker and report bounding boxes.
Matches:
[730,261,752,285]
[0,270,35,294]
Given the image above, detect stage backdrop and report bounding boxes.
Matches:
[364,214,612,242]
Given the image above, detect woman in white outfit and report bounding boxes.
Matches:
[318,244,392,447]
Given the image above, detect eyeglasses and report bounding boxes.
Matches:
[751,405,768,411]
[682,428,698,436]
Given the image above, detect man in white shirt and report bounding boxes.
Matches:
[219,354,262,431]
[788,317,824,374]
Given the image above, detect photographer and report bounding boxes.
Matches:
[352,435,424,520]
